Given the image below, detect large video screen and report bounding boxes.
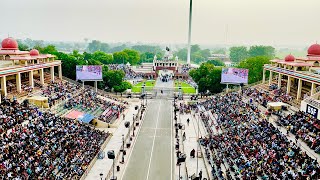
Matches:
[221,68,249,84]
[76,65,102,81]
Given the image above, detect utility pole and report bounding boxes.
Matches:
[187,0,193,65]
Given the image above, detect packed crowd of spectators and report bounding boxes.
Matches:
[244,88,293,107]
[0,100,109,179]
[278,111,320,153]
[108,64,143,80]
[179,64,191,74]
[0,98,38,134]
[42,81,81,107]
[198,92,320,179]
[64,89,126,122]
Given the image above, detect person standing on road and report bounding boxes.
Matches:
[187,118,190,126]
[199,170,202,180]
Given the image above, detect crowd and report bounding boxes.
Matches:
[0,98,38,134]
[108,64,143,80]
[64,89,126,122]
[198,92,320,179]
[0,104,109,179]
[278,111,320,153]
[244,87,293,107]
[179,64,191,74]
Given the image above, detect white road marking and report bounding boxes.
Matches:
[170,100,173,180]
[146,99,162,180]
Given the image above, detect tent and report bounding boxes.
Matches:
[27,96,49,108]
[267,102,289,111]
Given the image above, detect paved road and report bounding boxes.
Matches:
[122,98,173,180]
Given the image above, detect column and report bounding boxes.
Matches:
[94,81,98,92]
[24,61,28,66]
[286,76,291,94]
[58,65,62,79]
[50,66,55,82]
[262,69,266,83]
[311,83,316,96]
[29,71,34,88]
[40,68,44,85]
[16,73,21,93]
[269,71,273,85]
[297,79,302,100]
[1,76,7,97]
[277,73,282,89]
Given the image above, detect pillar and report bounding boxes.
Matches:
[94,81,98,92]
[286,76,291,94]
[40,68,44,85]
[311,83,316,96]
[297,79,302,100]
[269,71,273,85]
[278,73,282,89]
[50,66,55,82]
[58,65,62,79]
[24,61,28,66]
[16,73,21,93]
[1,76,7,97]
[262,69,266,83]
[29,71,34,88]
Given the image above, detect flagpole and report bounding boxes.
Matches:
[187,0,192,65]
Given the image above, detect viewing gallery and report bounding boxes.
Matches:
[0,37,62,99]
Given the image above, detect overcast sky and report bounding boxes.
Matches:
[1,0,319,46]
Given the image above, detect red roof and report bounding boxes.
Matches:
[1,37,18,50]
[285,54,295,62]
[30,49,39,56]
[308,44,320,56]
[296,56,320,61]
[284,62,313,67]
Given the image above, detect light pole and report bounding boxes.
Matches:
[122,134,125,163]
[187,0,193,65]
[196,112,200,177]
[132,113,135,137]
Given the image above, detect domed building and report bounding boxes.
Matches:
[262,43,320,119]
[0,37,62,100]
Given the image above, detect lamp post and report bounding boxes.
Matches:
[122,134,125,163]
[132,113,135,137]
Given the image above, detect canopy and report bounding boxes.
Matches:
[267,102,289,110]
[27,96,49,108]
[79,113,95,123]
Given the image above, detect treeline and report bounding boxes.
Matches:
[189,56,271,94]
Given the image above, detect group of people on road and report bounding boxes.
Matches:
[198,92,320,180]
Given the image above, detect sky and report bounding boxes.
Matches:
[1,0,320,47]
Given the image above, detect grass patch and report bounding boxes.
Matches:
[174,81,196,94]
[131,80,156,93]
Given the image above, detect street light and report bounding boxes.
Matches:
[121,134,125,163]
[132,113,135,137]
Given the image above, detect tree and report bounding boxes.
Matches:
[189,63,225,94]
[109,44,127,53]
[104,70,125,89]
[87,40,109,53]
[41,45,58,54]
[131,45,162,53]
[17,40,29,51]
[207,60,225,66]
[212,48,226,54]
[140,52,155,63]
[237,56,270,84]
[175,48,187,61]
[92,51,113,64]
[123,49,140,65]
[200,49,211,59]
[248,45,275,58]
[191,44,201,54]
[229,46,248,62]
[113,51,129,64]
[113,81,132,93]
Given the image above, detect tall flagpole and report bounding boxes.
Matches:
[187,0,193,65]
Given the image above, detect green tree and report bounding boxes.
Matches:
[229,46,248,62]
[113,81,133,92]
[109,44,127,53]
[17,40,29,51]
[104,70,125,89]
[207,60,225,66]
[113,51,129,64]
[41,45,58,54]
[237,56,270,84]
[140,52,155,63]
[200,49,211,59]
[189,63,225,94]
[92,51,113,64]
[175,48,187,61]
[123,49,140,65]
[248,45,275,58]
[191,44,201,54]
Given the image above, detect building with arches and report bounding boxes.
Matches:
[0,37,62,99]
